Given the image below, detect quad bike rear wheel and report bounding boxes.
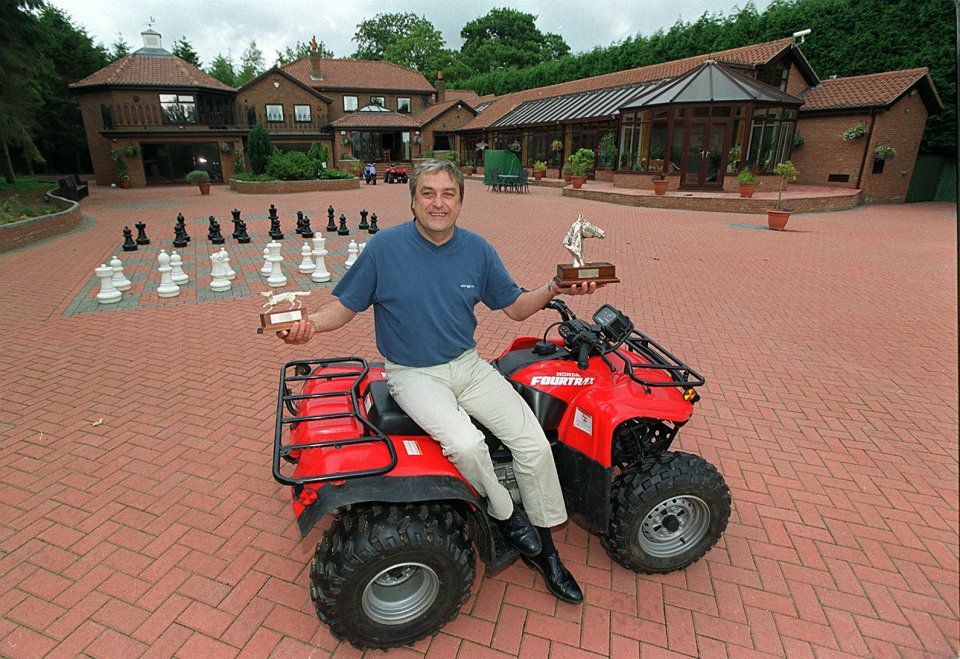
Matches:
[604,451,731,573]
[310,503,475,649]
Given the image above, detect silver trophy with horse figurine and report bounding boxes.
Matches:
[554,214,619,288]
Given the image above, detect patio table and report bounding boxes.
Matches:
[497,174,519,192]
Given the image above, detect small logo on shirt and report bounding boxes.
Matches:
[459,284,475,289]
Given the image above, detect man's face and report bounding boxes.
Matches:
[411,171,462,245]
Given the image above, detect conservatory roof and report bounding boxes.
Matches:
[622,60,803,109]
[489,84,651,128]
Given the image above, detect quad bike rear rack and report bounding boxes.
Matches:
[272,357,397,487]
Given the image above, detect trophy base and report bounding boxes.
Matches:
[257,307,308,334]
[554,262,619,288]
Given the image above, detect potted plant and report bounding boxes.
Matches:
[112,150,131,188]
[767,161,798,230]
[651,172,668,195]
[533,160,547,180]
[561,163,572,183]
[463,160,475,176]
[726,145,741,173]
[842,122,868,141]
[185,169,212,195]
[737,169,758,198]
[568,148,594,189]
[123,145,138,157]
[793,132,805,147]
[874,144,897,160]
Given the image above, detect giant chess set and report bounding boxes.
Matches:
[68,204,383,315]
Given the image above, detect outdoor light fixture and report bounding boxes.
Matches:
[792,28,811,43]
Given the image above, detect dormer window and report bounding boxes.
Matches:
[266,104,284,122]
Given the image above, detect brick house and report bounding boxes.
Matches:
[456,37,941,202]
[71,32,478,186]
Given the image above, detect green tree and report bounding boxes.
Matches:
[34,6,109,173]
[459,8,570,74]
[246,124,272,174]
[276,38,332,66]
[352,13,441,61]
[172,35,201,68]
[207,53,238,87]
[109,32,129,61]
[383,21,446,73]
[0,0,46,182]
[237,40,264,85]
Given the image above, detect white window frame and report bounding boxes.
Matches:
[294,104,311,122]
[265,104,284,122]
[343,96,358,112]
[371,96,386,107]
[397,97,411,113]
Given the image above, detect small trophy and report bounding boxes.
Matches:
[554,214,619,288]
[257,291,311,334]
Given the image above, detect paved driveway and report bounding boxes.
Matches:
[0,181,956,657]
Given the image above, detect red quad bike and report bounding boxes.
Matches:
[272,300,731,650]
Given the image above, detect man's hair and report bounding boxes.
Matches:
[409,158,464,201]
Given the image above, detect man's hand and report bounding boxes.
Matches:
[278,319,316,344]
[555,281,598,296]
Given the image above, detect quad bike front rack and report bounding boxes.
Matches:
[272,357,397,487]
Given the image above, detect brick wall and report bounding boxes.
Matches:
[228,178,359,194]
[0,194,82,253]
[861,92,928,203]
[237,74,330,127]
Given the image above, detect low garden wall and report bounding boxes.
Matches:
[0,191,82,253]
[228,178,360,194]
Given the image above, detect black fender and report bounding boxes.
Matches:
[295,474,517,571]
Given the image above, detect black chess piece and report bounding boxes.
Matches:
[337,214,350,236]
[135,221,150,245]
[236,220,251,244]
[173,223,188,248]
[368,213,379,234]
[210,219,225,245]
[326,206,337,232]
[269,217,284,240]
[207,215,218,241]
[359,209,369,231]
[121,226,138,251]
[176,213,190,243]
[231,211,243,239]
[301,215,314,239]
[295,210,305,236]
[268,204,279,221]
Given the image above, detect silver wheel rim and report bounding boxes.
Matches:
[361,562,440,626]
[638,495,711,557]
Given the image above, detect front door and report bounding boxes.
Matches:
[680,121,727,189]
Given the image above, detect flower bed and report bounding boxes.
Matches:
[229,177,360,194]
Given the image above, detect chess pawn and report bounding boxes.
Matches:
[156,249,180,298]
[269,217,284,240]
[176,213,191,243]
[236,220,251,244]
[135,221,150,245]
[301,214,314,239]
[368,213,379,234]
[344,240,359,269]
[109,255,131,291]
[218,247,236,280]
[299,242,316,273]
[296,210,305,235]
[260,246,272,276]
[326,206,337,232]
[173,223,188,248]
[210,218,225,245]
[209,251,231,292]
[358,242,366,256]
[170,250,189,285]
[266,240,287,288]
[338,214,350,235]
[122,226,138,251]
[95,263,122,304]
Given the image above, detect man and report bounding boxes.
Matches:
[280,159,595,603]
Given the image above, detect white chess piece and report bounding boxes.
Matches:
[170,250,189,285]
[95,263,122,303]
[311,235,327,257]
[311,237,330,283]
[344,240,358,269]
[260,245,272,276]
[218,247,236,280]
[210,251,231,291]
[358,242,366,256]
[109,255,131,291]
[156,249,180,298]
[298,242,316,273]
[266,240,287,288]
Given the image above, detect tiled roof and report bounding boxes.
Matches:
[330,111,420,129]
[414,99,477,125]
[445,89,480,102]
[800,68,940,112]
[459,37,796,130]
[281,58,436,93]
[70,53,234,92]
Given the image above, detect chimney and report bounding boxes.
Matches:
[434,70,446,103]
[309,36,322,80]
[141,29,162,50]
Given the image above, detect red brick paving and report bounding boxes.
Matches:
[0,181,956,657]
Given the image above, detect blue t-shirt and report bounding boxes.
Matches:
[333,220,522,366]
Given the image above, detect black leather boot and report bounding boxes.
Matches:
[522,527,584,604]
[497,508,541,557]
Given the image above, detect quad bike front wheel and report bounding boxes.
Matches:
[604,451,731,573]
[310,503,475,649]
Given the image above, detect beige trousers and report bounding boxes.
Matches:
[385,349,567,527]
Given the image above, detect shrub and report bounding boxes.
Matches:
[266,150,318,180]
[533,160,547,172]
[737,169,757,184]
[597,132,617,168]
[247,125,273,174]
[307,142,329,168]
[185,170,210,184]
[569,148,595,176]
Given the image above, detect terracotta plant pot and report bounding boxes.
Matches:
[463,167,474,176]
[652,179,668,195]
[199,182,211,195]
[119,179,131,189]
[563,172,572,183]
[739,182,757,198]
[533,170,544,180]
[767,209,791,230]
[570,175,586,189]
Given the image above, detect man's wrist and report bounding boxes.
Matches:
[547,280,556,296]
